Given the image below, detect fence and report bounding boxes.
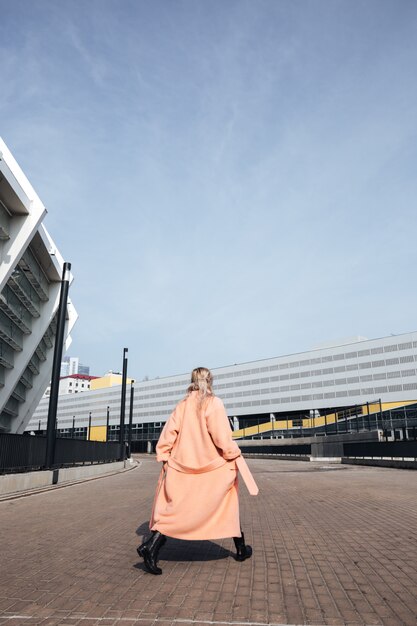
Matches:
[239,438,417,461]
[0,433,121,474]
[239,443,311,456]
[343,440,417,460]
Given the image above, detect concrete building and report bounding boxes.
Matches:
[0,137,77,433]
[90,372,134,391]
[60,356,90,377]
[26,332,417,443]
[43,374,98,398]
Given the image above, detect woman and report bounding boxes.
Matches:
[137,367,254,575]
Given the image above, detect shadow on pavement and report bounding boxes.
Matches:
[135,521,232,563]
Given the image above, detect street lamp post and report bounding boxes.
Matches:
[119,348,128,460]
[128,382,134,457]
[45,262,72,469]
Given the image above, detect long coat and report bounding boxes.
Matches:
[150,391,242,540]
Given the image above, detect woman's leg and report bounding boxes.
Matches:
[137,531,167,575]
[233,530,252,561]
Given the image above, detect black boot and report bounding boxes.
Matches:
[233,532,252,561]
[137,531,166,575]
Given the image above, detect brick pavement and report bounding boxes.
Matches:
[0,456,416,626]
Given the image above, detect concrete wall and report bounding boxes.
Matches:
[0,460,130,496]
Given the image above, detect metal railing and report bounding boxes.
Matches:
[239,443,311,456]
[343,440,417,460]
[0,433,122,474]
[238,439,417,461]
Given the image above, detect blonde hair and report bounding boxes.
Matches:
[187,367,214,410]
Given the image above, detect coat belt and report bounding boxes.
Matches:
[166,455,259,496]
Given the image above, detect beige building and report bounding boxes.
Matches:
[90,372,134,391]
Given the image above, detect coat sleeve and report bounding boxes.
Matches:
[206,397,241,460]
[155,406,181,462]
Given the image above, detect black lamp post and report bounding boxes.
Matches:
[119,348,128,460]
[45,262,71,469]
[128,381,134,457]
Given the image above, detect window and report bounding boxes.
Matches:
[400,355,413,363]
[373,373,387,381]
[399,342,412,350]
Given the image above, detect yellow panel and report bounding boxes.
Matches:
[89,425,107,442]
[371,400,417,413]
[231,398,417,439]
[90,375,134,390]
[232,420,294,439]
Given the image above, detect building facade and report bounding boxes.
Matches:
[43,374,98,398]
[60,356,90,377]
[0,138,77,433]
[27,332,417,441]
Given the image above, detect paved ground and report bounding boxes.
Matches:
[0,456,416,626]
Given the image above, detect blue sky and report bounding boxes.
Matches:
[1,0,417,380]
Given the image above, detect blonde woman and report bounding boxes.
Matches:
[137,367,255,575]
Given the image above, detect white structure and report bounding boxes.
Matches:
[60,356,89,377]
[0,138,78,433]
[43,374,96,398]
[27,332,417,438]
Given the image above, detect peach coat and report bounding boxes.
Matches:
[150,391,242,540]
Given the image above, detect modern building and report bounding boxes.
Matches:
[60,356,90,378]
[26,332,417,443]
[60,356,90,377]
[43,374,98,398]
[90,372,134,391]
[0,137,77,433]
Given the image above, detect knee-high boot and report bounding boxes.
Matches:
[137,531,167,575]
[233,531,252,561]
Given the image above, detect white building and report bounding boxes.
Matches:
[43,374,97,398]
[0,138,78,433]
[60,356,90,377]
[27,332,417,441]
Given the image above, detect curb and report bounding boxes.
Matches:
[0,460,140,502]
